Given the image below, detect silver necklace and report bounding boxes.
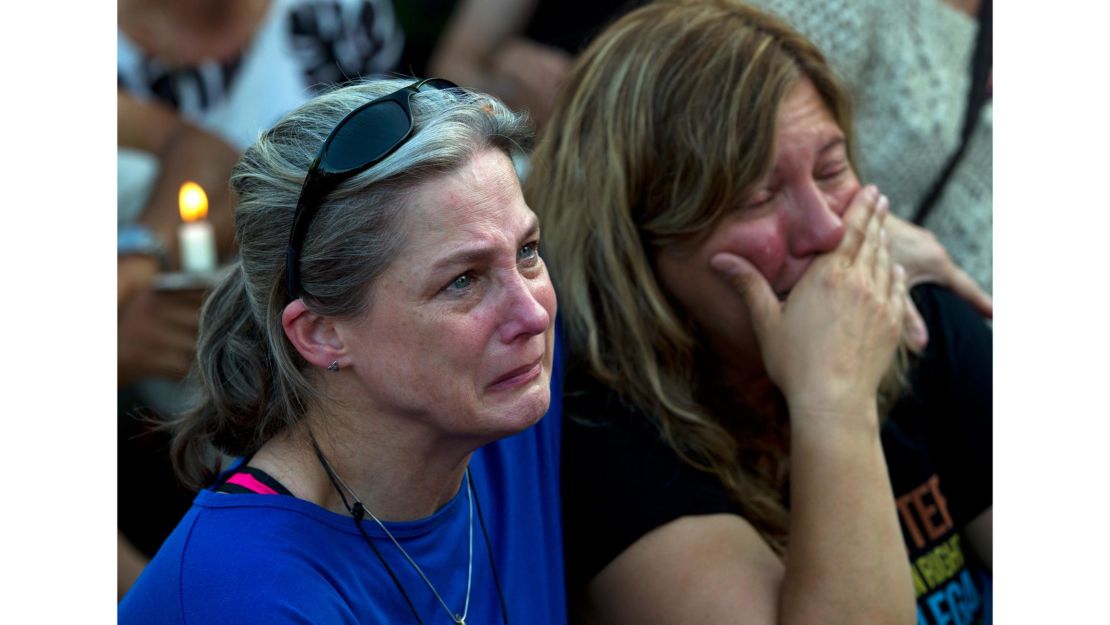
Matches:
[323,456,474,625]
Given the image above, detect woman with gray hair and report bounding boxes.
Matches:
[119,77,567,625]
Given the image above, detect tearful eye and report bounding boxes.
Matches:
[518,241,539,264]
[447,273,475,292]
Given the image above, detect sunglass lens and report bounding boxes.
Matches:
[419,78,458,92]
[324,100,411,171]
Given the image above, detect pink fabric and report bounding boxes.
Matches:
[225,472,279,495]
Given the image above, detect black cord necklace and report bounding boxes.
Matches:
[311,439,509,624]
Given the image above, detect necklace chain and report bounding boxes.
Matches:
[323,457,474,625]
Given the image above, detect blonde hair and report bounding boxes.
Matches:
[527,0,869,552]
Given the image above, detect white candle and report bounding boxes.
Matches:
[179,221,217,272]
[177,181,218,273]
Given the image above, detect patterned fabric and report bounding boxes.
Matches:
[747,0,992,293]
[118,0,403,150]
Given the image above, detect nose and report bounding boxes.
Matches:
[784,181,846,257]
[497,273,551,344]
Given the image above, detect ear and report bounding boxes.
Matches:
[282,299,346,370]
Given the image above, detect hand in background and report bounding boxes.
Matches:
[118,276,206,386]
[886,213,992,352]
[118,255,160,308]
[118,91,240,268]
[489,37,572,128]
[427,0,572,130]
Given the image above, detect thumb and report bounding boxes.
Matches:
[710,253,780,335]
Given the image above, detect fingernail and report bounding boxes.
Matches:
[877,194,890,214]
[865,185,879,201]
[881,227,888,242]
[894,263,906,278]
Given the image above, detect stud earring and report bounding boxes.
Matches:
[326,360,340,372]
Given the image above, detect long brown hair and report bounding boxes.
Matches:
[526,0,863,552]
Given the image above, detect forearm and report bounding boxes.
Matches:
[780,405,915,625]
[119,91,239,265]
[118,530,148,600]
[963,507,992,571]
[119,90,179,153]
[428,0,537,105]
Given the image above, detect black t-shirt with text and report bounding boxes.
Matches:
[562,285,992,625]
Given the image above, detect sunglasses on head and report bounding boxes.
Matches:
[285,77,459,300]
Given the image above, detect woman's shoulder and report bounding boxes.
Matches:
[121,494,360,624]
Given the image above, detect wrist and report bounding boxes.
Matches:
[787,397,881,440]
[118,255,159,307]
[118,223,169,269]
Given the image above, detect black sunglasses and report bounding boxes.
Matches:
[285,77,459,300]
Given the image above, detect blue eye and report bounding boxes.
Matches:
[447,273,475,291]
[518,241,540,265]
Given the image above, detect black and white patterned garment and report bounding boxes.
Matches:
[118,0,403,149]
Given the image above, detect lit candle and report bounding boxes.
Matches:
[178,181,217,273]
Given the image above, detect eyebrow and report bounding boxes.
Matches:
[429,214,540,273]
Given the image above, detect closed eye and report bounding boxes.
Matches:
[818,164,849,180]
[743,189,775,211]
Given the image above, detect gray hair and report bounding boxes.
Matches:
[171,78,533,489]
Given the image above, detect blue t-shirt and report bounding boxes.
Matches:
[120,331,567,625]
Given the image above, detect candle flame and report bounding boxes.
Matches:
[179,182,209,222]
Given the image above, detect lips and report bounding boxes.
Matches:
[487,356,543,391]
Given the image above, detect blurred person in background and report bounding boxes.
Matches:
[117,0,404,597]
[428,0,645,129]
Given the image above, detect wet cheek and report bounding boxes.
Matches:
[722,222,789,281]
